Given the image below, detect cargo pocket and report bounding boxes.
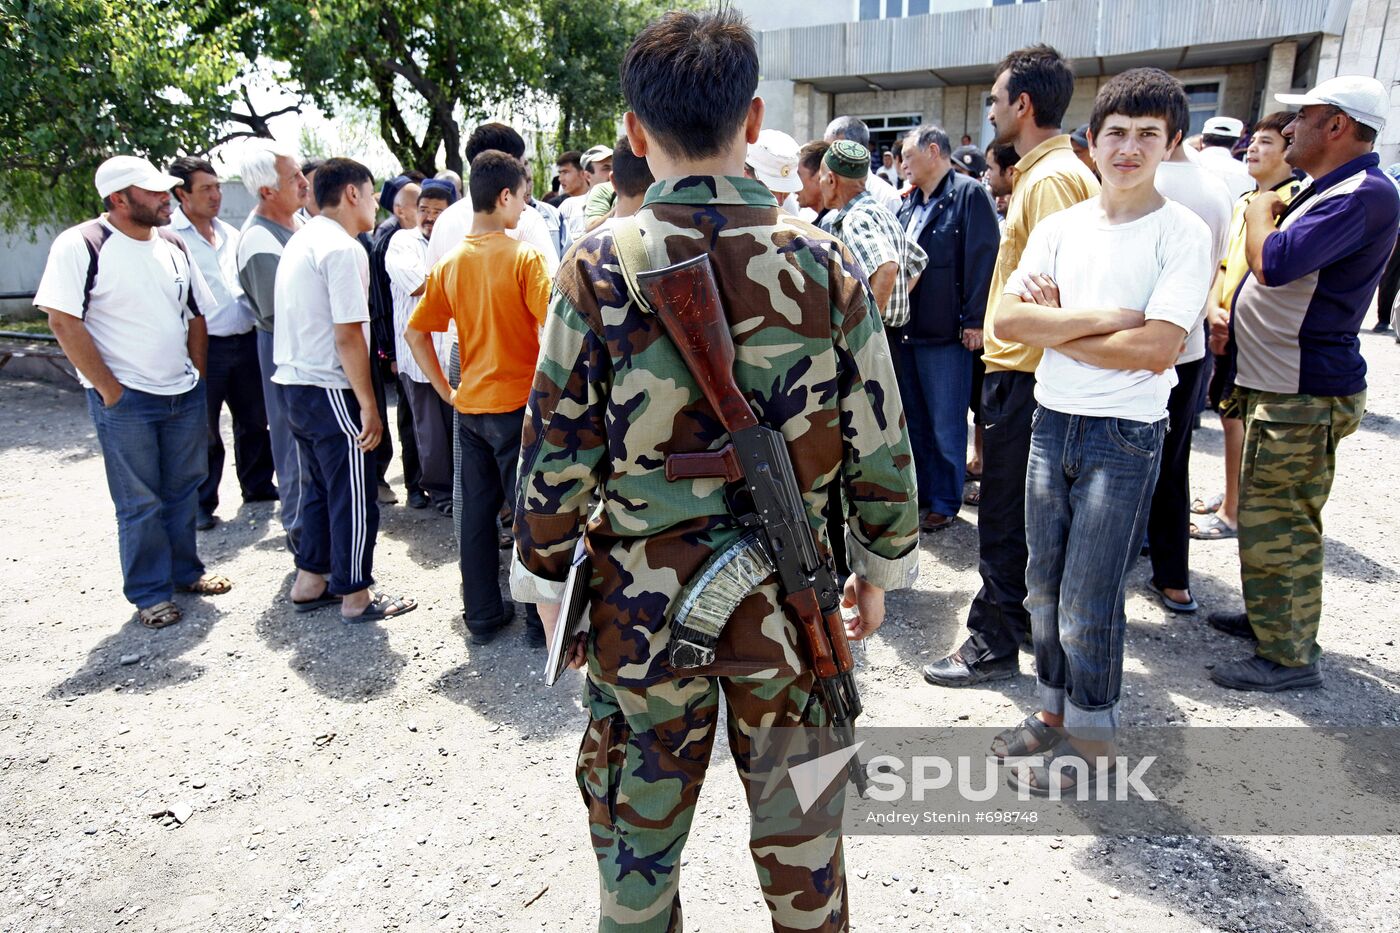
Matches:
[1249,398,1330,490]
[576,710,629,829]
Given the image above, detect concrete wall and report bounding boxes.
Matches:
[1321,0,1400,164]
[0,185,257,319]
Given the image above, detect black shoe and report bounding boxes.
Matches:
[525,621,546,647]
[1372,321,1393,334]
[407,489,430,509]
[243,490,279,503]
[1208,611,1257,640]
[196,512,218,531]
[465,602,516,646]
[922,652,1017,687]
[1210,655,1323,692]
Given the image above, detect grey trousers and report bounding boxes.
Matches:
[399,375,454,502]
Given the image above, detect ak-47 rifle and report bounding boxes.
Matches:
[632,252,867,796]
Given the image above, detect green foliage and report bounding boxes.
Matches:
[537,0,678,152]
[0,0,250,232]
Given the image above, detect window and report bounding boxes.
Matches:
[859,0,880,19]
[1183,82,1222,136]
[907,0,929,13]
[884,0,903,16]
[859,114,923,163]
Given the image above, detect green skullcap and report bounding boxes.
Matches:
[824,140,870,179]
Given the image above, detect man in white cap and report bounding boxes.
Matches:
[1197,116,1254,199]
[35,156,232,629]
[580,144,617,233]
[1208,75,1399,692]
[744,128,802,213]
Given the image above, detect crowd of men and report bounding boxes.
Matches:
[33,8,1397,927]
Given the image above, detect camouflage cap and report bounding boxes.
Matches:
[823,140,870,179]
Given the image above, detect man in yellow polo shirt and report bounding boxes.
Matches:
[923,44,1100,689]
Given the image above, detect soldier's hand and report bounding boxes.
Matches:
[540,601,585,669]
[842,574,885,640]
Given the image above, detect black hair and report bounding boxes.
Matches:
[404,170,427,183]
[986,143,1018,172]
[995,44,1075,129]
[798,140,829,174]
[167,156,217,195]
[1201,133,1237,149]
[890,139,903,160]
[609,135,654,198]
[314,157,374,209]
[1088,68,1189,143]
[556,150,582,170]
[468,150,528,213]
[465,123,525,162]
[621,9,758,159]
[1253,111,1296,137]
[300,158,324,177]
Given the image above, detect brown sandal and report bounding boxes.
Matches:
[138,601,183,628]
[179,574,233,596]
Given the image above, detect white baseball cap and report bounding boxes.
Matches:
[746,129,802,194]
[94,156,181,198]
[580,145,614,170]
[1202,116,1244,139]
[1277,75,1389,131]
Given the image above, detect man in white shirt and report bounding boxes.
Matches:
[824,115,904,214]
[385,180,456,513]
[990,69,1212,793]
[168,157,278,531]
[554,149,590,241]
[37,156,231,628]
[273,157,417,623]
[426,123,560,272]
[1197,116,1254,200]
[1145,115,1235,614]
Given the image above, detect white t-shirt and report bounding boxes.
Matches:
[865,171,905,215]
[1196,146,1254,201]
[384,228,449,384]
[558,194,590,242]
[34,216,213,395]
[272,215,371,389]
[1154,160,1234,363]
[427,197,560,273]
[1006,198,1213,423]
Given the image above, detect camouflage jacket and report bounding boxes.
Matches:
[511,176,919,687]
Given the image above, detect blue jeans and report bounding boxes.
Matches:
[893,340,973,517]
[257,328,305,554]
[87,384,208,609]
[1024,407,1165,739]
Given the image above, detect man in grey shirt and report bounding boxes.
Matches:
[236,145,310,554]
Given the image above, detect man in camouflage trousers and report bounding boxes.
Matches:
[510,11,919,931]
[1208,76,1398,691]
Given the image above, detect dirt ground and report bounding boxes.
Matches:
[2,331,1399,933]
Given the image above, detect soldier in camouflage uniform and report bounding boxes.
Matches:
[510,11,918,931]
[1208,76,1398,691]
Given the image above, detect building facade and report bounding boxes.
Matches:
[739,0,1400,163]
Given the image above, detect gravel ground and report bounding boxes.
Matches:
[2,331,1398,932]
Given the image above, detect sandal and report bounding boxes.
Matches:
[990,714,1063,761]
[138,600,183,629]
[178,573,233,596]
[1005,745,1116,797]
[963,486,981,507]
[1146,579,1198,613]
[1190,515,1237,540]
[920,513,955,533]
[1190,493,1225,515]
[342,594,417,624]
[293,589,341,613]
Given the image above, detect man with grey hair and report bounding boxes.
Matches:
[236,144,311,555]
[896,123,999,534]
[824,115,904,213]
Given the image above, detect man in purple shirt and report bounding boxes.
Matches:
[1208,76,1398,692]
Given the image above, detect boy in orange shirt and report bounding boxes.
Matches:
[406,151,551,645]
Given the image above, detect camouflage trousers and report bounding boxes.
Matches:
[1237,388,1365,665]
[576,672,848,932]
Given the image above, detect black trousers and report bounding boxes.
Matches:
[1376,240,1400,328]
[392,367,423,493]
[959,369,1037,665]
[400,376,453,503]
[457,407,538,630]
[1147,357,1208,592]
[198,330,276,515]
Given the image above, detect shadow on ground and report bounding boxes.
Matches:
[48,597,222,698]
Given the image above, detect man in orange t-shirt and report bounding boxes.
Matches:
[406,151,551,646]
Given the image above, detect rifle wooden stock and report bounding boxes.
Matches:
[634,255,759,434]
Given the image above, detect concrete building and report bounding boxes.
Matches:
[739,0,1400,164]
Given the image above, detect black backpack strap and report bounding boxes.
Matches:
[77,219,112,319]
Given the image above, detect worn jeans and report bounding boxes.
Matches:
[1025,407,1165,740]
[88,383,208,609]
[892,340,973,517]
